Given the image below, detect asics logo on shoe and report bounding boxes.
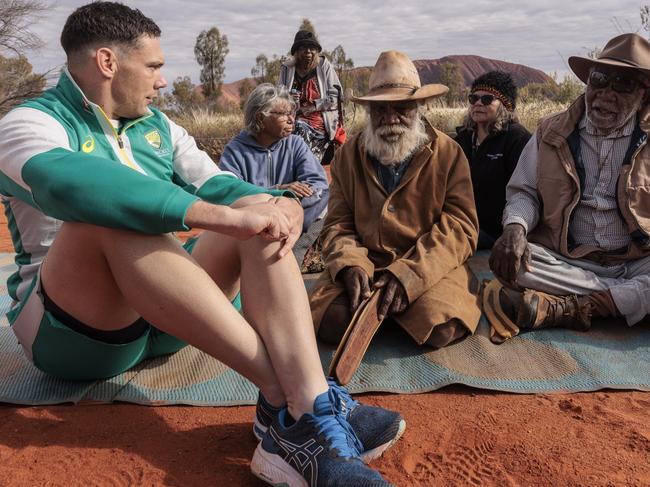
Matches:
[270,426,324,487]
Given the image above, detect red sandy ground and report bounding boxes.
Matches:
[0,215,649,486]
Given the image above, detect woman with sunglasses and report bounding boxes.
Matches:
[219,83,329,233]
[454,71,531,249]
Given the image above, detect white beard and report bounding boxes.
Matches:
[362,116,429,166]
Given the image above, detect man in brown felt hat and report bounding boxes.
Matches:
[309,50,482,348]
[485,33,650,341]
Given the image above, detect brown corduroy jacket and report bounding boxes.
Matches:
[309,120,481,343]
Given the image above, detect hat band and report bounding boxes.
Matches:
[597,56,641,68]
[471,84,514,111]
[369,83,419,95]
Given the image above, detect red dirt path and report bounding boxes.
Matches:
[0,215,648,486]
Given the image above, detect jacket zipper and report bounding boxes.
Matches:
[267,151,273,187]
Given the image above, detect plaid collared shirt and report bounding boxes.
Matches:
[503,113,636,251]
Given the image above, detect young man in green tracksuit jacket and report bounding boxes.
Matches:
[0,3,404,486]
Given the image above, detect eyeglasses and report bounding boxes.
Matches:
[268,110,296,120]
[588,70,640,94]
[468,94,495,106]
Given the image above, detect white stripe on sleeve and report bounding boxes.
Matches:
[0,107,71,191]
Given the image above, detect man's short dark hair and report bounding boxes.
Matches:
[60,1,161,56]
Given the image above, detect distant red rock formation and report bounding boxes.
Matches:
[211,55,553,107]
[413,55,552,87]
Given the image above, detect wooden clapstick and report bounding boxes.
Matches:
[328,289,383,385]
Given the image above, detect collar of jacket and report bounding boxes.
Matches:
[358,117,438,194]
[541,94,650,147]
[57,68,153,128]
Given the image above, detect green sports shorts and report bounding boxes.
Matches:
[8,236,242,381]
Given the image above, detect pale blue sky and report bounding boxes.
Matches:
[25,0,647,84]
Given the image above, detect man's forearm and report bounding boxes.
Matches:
[184,200,241,234]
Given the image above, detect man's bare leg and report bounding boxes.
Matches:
[41,223,327,418]
[192,229,328,415]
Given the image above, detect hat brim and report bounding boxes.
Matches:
[568,55,650,83]
[352,84,448,104]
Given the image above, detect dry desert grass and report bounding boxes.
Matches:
[169,99,570,161]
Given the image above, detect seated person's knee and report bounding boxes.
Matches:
[317,293,352,345]
[426,318,468,349]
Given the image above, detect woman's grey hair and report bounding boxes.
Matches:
[244,83,296,133]
[462,102,519,134]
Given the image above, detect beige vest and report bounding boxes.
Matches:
[528,96,650,264]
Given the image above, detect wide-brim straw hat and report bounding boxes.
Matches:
[352,50,448,104]
[568,33,650,84]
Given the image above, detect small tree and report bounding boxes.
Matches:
[194,27,229,100]
[0,0,45,56]
[0,0,47,113]
[330,44,354,92]
[171,76,204,112]
[555,74,584,104]
[238,78,255,110]
[251,53,269,82]
[518,81,559,103]
[0,55,46,114]
[439,62,463,106]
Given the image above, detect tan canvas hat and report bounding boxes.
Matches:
[568,33,650,84]
[352,50,448,103]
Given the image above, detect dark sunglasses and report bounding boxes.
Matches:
[468,94,495,105]
[588,70,640,94]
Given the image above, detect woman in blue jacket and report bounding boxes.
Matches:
[220,83,329,232]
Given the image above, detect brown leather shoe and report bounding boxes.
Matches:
[517,290,593,331]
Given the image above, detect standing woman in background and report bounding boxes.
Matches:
[455,71,531,249]
[279,30,342,163]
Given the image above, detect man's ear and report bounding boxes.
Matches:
[95,47,119,79]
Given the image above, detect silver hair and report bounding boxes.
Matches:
[462,102,518,134]
[244,83,296,133]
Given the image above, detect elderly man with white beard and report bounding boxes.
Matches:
[309,51,482,349]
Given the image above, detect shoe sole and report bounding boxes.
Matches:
[250,443,309,487]
[252,418,406,463]
[360,419,406,463]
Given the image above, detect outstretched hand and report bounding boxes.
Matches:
[489,223,532,285]
[373,273,408,321]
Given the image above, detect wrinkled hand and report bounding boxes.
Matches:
[270,196,304,258]
[489,223,532,285]
[230,202,291,243]
[277,181,314,198]
[373,273,408,321]
[341,266,372,313]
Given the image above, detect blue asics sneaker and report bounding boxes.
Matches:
[253,379,406,463]
[250,388,394,487]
